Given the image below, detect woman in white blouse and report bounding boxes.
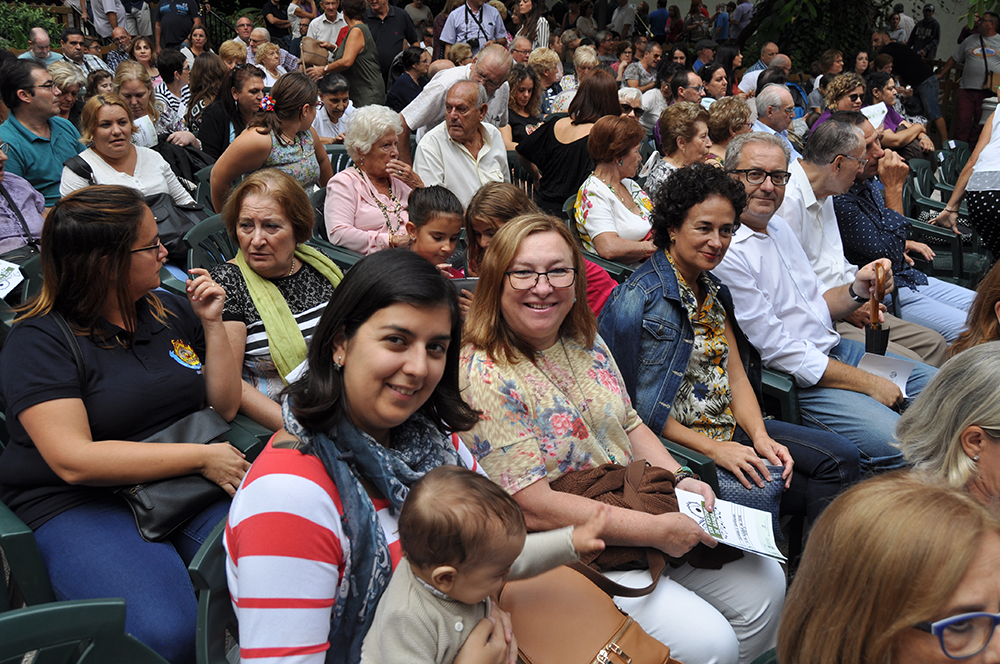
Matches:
[60,94,195,207]
[517,0,550,50]
[573,115,655,266]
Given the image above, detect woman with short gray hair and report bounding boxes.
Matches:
[895,342,1000,506]
[48,60,87,129]
[325,104,425,253]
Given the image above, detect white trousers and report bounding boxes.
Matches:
[604,554,785,664]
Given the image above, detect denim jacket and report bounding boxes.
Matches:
[597,250,762,437]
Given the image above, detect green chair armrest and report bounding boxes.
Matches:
[659,438,720,496]
[158,266,188,297]
[189,518,240,664]
[227,414,274,463]
[0,499,56,609]
[761,369,801,426]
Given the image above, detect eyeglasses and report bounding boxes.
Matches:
[113,34,131,43]
[474,68,505,89]
[30,81,57,91]
[914,612,1000,659]
[847,93,863,102]
[781,106,796,115]
[505,268,578,290]
[130,237,163,254]
[512,47,532,55]
[681,85,706,92]
[621,103,644,118]
[728,169,792,186]
[835,153,868,169]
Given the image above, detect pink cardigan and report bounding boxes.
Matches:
[324,168,413,255]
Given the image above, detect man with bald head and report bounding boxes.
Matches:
[413,80,509,205]
[18,28,64,67]
[105,26,133,70]
[746,41,778,73]
[510,36,532,63]
[739,53,789,94]
[400,43,513,162]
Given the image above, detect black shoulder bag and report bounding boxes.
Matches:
[0,181,41,265]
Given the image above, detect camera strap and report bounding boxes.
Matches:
[464,4,489,42]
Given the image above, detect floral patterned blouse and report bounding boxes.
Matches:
[458,335,641,495]
[264,130,320,190]
[668,254,737,441]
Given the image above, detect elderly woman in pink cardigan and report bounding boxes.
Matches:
[324,105,425,254]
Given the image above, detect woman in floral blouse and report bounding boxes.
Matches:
[459,213,786,664]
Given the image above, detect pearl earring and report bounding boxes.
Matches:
[974,454,980,462]
[334,356,343,370]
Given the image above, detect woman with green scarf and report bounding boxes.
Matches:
[211,168,344,430]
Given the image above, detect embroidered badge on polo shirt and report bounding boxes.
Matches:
[169,339,203,371]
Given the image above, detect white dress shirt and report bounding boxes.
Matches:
[401,63,509,137]
[778,158,857,290]
[610,3,636,37]
[412,121,509,206]
[711,215,840,387]
[312,101,355,139]
[307,12,348,61]
[640,88,667,131]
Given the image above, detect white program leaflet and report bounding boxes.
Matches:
[0,259,24,300]
[857,352,916,398]
[674,488,786,561]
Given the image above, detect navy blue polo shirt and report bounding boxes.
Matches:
[0,114,82,207]
[0,293,209,529]
[364,5,418,80]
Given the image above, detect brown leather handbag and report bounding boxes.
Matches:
[498,565,682,664]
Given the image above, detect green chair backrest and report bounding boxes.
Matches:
[184,215,237,272]
[327,145,353,174]
[0,499,56,611]
[311,188,328,241]
[188,518,239,664]
[0,598,169,663]
[193,165,214,213]
[18,255,43,305]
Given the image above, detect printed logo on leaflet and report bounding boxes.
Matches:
[169,339,203,370]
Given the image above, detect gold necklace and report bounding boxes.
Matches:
[354,165,404,233]
[287,257,296,276]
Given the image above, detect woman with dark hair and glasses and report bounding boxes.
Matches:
[600,163,858,528]
[0,185,245,663]
[196,63,266,160]
[779,472,1000,664]
[224,250,510,664]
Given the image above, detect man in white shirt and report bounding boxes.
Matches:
[610,0,636,38]
[713,131,937,473]
[739,54,789,94]
[306,0,348,64]
[413,80,509,206]
[752,84,802,162]
[235,15,255,46]
[400,43,512,162]
[439,0,508,58]
[778,114,949,365]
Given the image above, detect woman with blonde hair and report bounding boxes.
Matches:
[447,42,473,66]
[706,96,751,165]
[114,60,199,148]
[460,212,785,664]
[256,41,287,87]
[894,342,1000,507]
[218,40,248,69]
[47,60,87,129]
[778,472,1000,664]
[211,72,332,211]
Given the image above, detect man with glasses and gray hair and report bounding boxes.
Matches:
[935,11,1000,145]
[510,36,532,63]
[399,42,512,162]
[714,131,937,474]
[753,84,801,161]
[0,60,83,207]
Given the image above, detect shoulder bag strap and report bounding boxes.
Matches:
[981,33,992,89]
[64,155,97,185]
[0,182,40,251]
[50,310,86,388]
[465,4,488,40]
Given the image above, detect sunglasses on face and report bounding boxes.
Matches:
[847,93,863,102]
[621,103,644,118]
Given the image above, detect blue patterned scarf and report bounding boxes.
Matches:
[281,400,461,664]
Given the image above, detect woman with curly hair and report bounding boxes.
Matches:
[501,63,542,149]
[809,72,865,133]
[599,158,859,524]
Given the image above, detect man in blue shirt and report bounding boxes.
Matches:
[0,61,83,207]
[649,0,669,42]
[17,28,64,68]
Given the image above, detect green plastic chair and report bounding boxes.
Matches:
[561,196,635,283]
[660,438,721,496]
[18,255,42,304]
[188,518,239,664]
[0,499,55,612]
[761,368,802,426]
[184,215,236,272]
[327,144,353,174]
[749,648,778,664]
[193,165,215,213]
[0,598,169,663]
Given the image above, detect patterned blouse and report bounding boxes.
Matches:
[264,130,320,190]
[668,254,737,441]
[458,335,641,495]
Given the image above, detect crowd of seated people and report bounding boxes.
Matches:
[7,7,1000,664]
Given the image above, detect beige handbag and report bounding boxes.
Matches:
[497,566,682,664]
[301,36,329,68]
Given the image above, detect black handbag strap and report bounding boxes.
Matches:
[0,182,40,251]
[64,155,97,185]
[980,33,994,89]
[50,310,86,388]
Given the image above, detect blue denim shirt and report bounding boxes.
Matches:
[597,249,762,437]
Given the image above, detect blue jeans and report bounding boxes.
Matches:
[732,421,860,523]
[892,276,975,342]
[796,338,936,474]
[915,74,943,121]
[33,496,231,664]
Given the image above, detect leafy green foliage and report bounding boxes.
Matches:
[0,3,62,50]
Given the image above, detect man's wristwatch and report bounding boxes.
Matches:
[848,283,868,304]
